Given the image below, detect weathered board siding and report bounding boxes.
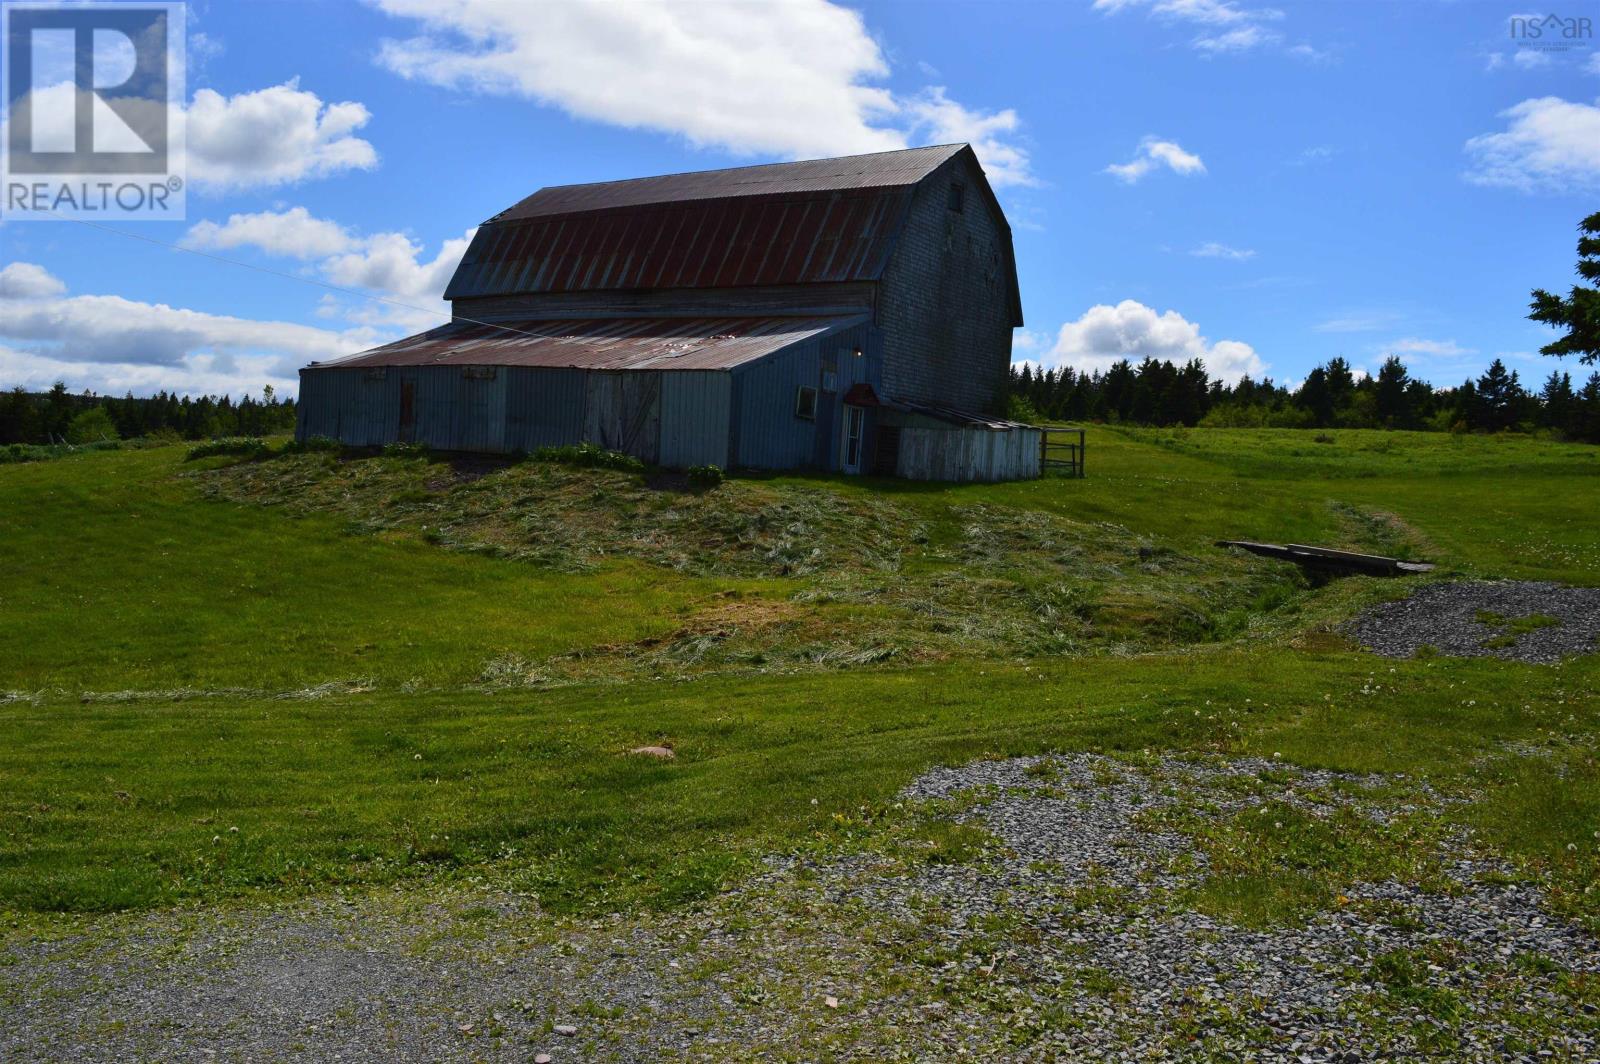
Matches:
[583,372,662,464]
[896,425,1041,482]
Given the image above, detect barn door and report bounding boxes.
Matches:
[583,372,660,463]
[398,378,417,443]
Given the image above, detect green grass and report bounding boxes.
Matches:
[0,427,1597,919]
[0,446,731,693]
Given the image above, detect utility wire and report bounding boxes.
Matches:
[65,217,553,348]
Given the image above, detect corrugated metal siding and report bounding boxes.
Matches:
[659,372,732,468]
[296,341,1040,480]
[301,357,737,470]
[730,320,875,471]
[450,370,507,452]
[504,367,584,451]
[296,368,403,447]
[446,190,911,300]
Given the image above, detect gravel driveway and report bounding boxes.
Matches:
[3,753,1595,1061]
[1347,580,1600,663]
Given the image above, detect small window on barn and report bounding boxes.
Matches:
[462,366,498,381]
[947,183,965,213]
[795,385,818,420]
[364,367,387,382]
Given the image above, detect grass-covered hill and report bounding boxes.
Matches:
[0,428,1596,920]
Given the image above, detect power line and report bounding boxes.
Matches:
[64,217,551,348]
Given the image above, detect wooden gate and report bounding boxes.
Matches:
[1040,427,1085,477]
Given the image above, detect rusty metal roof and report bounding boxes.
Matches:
[443,143,1020,327]
[491,144,967,221]
[307,315,867,373]
[447,188,911,299]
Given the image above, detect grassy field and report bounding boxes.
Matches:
[1,428,1596,924]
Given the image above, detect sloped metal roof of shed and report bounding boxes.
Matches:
[490,144,967,220]
[307,315,866,373]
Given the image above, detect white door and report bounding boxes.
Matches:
[841,405,865,474]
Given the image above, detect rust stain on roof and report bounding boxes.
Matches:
[445,145,976,303]
[308,315,868,373]
[448,191,909,299]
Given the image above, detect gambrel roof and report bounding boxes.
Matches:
[443,144,1021,326]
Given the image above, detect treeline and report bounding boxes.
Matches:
[1009,355,1600,443]
[0,382,297,445]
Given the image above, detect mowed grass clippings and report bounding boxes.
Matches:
[192,443,1400,680]
[0,427,1597,921]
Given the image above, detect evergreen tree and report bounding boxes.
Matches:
[1374,356,1412,427]
[1539,371,1575,433]
[1474,359,1525,432]
[1530,210,1600,364]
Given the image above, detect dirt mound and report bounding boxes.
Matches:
[1347,580,1600,663]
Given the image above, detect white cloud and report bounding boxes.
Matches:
[1286,43,1334,64]
[0,293,377,368]
[1290,144,1336,165]
[900,87,1035,188]
[1314,311,1399,333]
[1513,49,1553,69]
[369,0,1033,185]
[1010,328,1049,358]
[323,230,476,305]
[0,262,67,300]
[1194,25,1280,54]
[0,246,387,398]
[1191,241,1255,260]
[1382,338,1476,358]
[0,343,303,399]
[183,207,359,260]
[180,208,474,331]
[1588,53,1600,75]
[1465,96,1600,192]
[186,80,379,190]
[1033,299,1266,384]
[1094,0,1319,59]
[1485,52,1506,72]
[1105,136,1206,183]
[1093,0,1266,26]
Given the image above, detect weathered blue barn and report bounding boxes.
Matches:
[297,143,1039,481]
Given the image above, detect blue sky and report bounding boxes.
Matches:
[2,0,1598,398]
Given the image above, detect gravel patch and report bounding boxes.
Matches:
[1346,580,1600,663]
[3,753,1596,1061]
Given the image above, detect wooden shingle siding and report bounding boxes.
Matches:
[876,153,1017,415]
